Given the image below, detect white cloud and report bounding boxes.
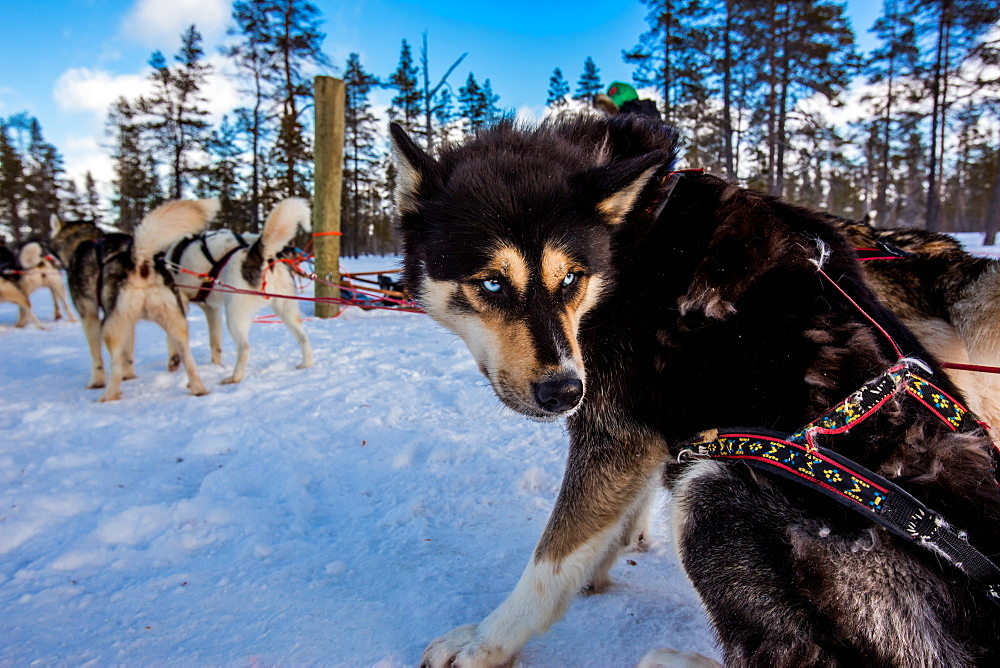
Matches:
[121,0,231,46]
[53,67,152,117]
[61,135,115,192]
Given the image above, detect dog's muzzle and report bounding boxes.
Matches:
[533,375,584,414]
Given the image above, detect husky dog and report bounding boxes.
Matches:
[837,220,1000,441]
[391,116,1000,667]
[0,242,45,329]
[165,198,313,384]
[16,239,76,324]
[51,200,217,402]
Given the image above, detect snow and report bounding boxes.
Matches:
[0,256,717,666]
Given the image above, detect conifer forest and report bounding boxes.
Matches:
[2,0,1000,255]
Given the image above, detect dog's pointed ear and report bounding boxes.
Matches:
[50,213,63,235]
[390,122,437,216]
[576,150,668,226]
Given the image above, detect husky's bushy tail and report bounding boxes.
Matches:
[240,198,311,287]
[18,241,43,269]
[259,197,311,259]
[133,199,220,270]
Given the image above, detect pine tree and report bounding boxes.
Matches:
[481,79,502,124]
[0,122,25,243]
[82,171,104,224]
[623,0,707,125]
[458,72,488,134]
[198,115,247,230]
[264,0,330,199]
[417,32,467,154]
[22,118,64,238]
[864,0,920,226]
[228,0,279,231]
[107,97,162,232]
[389,39,421,136]
[342,52,382,257]
[139,24,212,200]
[573,57,603,103]
[753,1,857,197]
[911,0,1000,230]
[546,67,570,107]
[434,88,457,142]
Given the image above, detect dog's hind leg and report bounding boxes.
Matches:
[153,304,208,397]
[99,312,131,402]
[2,282,45,329]
[271,295,313,369]
[80,313,106,388]
[201,303,225,366]
[221,297,258,384]
[166,335,181,372]
[123,326,137,381]
[421,433,664,668]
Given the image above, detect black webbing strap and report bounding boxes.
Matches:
[677,362,1000,606]
[679,429,1000,606]
[186,232,250,303]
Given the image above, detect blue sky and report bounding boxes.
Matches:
[0,0,882,186]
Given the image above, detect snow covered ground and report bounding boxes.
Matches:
[0,256,717,666]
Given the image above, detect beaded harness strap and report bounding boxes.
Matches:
[676,249,1000,606]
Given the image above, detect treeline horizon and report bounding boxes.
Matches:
[2,0,1000,256]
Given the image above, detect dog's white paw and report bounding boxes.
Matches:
[421,625,515,668]
[220,376,240,385]
[296,361,313,370]
[636,648,722,668]
[98,390,122,402]
[188,383,210,396]
[86,380,106,389]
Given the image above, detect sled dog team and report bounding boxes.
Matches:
[5,113,1000,664]
[11,197,312,402]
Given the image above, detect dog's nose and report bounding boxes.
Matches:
[534,377,584,413]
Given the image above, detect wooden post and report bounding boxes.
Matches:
[313,75,345,318]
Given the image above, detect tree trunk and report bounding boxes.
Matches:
[722,0,735,180]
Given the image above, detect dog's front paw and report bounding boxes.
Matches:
[421,625,515,668]
[220,375,240,385]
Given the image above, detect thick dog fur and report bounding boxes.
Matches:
[166,197,313,384]
[836,220,1000,443]
[391,115,1000,667]
[51,200,217,401]
[16,239,76,324]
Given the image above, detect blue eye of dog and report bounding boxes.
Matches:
[482,279,503,293]
[563,272,577,287]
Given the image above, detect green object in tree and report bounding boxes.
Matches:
[607,81,638,106]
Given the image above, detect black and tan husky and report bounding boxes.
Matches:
[51,200,217,402]
[391,115,1000,667]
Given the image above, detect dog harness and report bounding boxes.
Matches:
[169,231,250,303]
[676,254,1000,606]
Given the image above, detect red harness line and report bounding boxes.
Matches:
[168,260,424,315]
